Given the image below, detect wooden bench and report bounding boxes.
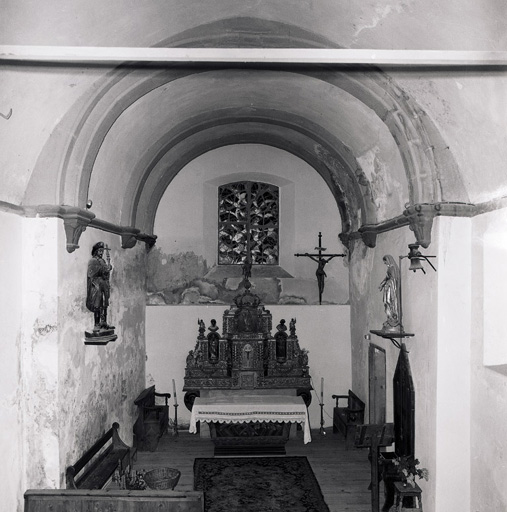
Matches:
[331,390,365,448]
[133,385,171,452]
[24,489,204,512]
[66,422,131,490]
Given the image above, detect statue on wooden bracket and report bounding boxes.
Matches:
[379,255,401,333]
[86,242,115,333]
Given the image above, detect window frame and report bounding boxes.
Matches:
[217,180,280,266]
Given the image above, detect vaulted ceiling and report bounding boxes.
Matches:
[19,18,473,249]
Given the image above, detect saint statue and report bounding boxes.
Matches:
[289,318,296,336]
[379,255,401,332]
[198,318,206,337]
[275,319,288,361]
[207,319,220,361]
[86,242,114,332]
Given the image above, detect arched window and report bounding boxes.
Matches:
[218,181,279,265]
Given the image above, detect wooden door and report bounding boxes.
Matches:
[369,344,386,424]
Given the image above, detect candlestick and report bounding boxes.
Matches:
[172,379,178,405]
[173,403,179,437]
[320,377,325,435]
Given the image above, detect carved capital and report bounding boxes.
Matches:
[359,229,378,248]
[121,229,140,249]
[35,205,95,253]
[63,212,95,252]
[136,232,158,249]
[403,203,439,248]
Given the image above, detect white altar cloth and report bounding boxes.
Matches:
[189,394,312,444]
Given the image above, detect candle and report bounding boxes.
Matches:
[172,379,178,405]
[321,377,324,399]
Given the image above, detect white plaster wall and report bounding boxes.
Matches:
[350,226,439,511]
[2,9,506,214]
[146,304,351,431]
[57,225,147,482]
[394,70,507,204]
[21,217,60,491]
[0,211,149,511]
[0,211,24,512]
[155,144,349,297]
[2,0,506,51]
[483,212,507,365]
[435,217,471,512]
[0,65,105,205]
[471,207,507,511]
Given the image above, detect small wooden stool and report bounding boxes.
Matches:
[394,481,423,511]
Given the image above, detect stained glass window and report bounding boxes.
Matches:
[218,181,279,265]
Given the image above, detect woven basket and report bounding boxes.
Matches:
[144,467,181,490]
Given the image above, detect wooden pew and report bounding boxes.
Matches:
[133,385,171,451]
[331,390,365,448]
[66,422,131,490]
[24,489,204,512]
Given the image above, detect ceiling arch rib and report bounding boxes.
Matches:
[26,17,466,251]
[126,120,367,238]
[44,68,439,215]
[88,69,408,234]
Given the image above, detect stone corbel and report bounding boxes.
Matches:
[403,204,438,249]
[403,202,475,248]
[89,217,157,251]
[121,228,158,249]
[121,231,139,249]
[63,210,95,253]
[357,230,378,249]
[349,201,476,249]
[357,214,410,248]
[35,205,95,253]
[22,204,157,252]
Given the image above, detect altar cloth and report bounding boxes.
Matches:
[189,394,312,444]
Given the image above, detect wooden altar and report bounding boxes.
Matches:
[183,276,312,452]
[189,394,311,455]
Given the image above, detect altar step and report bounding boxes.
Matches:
[213,445,286,457]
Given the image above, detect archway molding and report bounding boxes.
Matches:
[25,17,465,248]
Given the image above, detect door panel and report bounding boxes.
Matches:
[369,344,386,424]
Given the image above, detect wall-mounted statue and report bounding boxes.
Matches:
[86,242,115,332]
[379,255,401,333]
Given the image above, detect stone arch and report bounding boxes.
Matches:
[25,17,465,246]
[125,111,368,237]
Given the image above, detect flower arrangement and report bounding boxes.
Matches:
[392,455,429,487]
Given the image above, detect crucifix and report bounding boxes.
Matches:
[295,232,346,304]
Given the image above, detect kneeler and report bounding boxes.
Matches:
[355,423,395,512]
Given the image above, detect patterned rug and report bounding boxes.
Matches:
[194,456,330,512]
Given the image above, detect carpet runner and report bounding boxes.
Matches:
[194,456,330,512]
